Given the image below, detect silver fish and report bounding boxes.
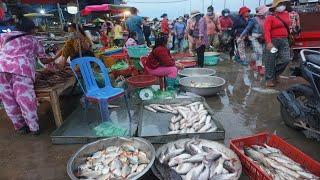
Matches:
[189,143,203,154]
[264,144,281,153]
[163,148,185,163]
[138,151,149,164]
[193,163,205,178]
[268,156,304,172]
[251,145,272,155]
[198,163,210,180]
[187,101,202,107]
[144,105,157,113]
[205,115,211,124]
[175,162,194,175]
[128,155,139,165]
[136,164,147,173]
[167,130,180,134]
[296,170,319,179]
[121,164,131,178]
[185,164,198,180]
[210,172,237,180]
[198,123,212,133]
[180,153,206,163]
[169,123,175,131]
[223,160,236,173]
[168,153,192,167]
[264,157,301,179]
[204,152,222,163]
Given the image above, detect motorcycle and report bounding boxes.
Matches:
[277,49,320,140]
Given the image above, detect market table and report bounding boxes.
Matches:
[35,77,76,127]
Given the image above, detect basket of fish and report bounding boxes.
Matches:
[138,97,225,143]
[152,138,242,180]
[230,132,320,180]
[179,76,226,96]
[67,137,155,180]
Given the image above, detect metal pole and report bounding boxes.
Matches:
[243,0,245,6]
[76,0,82,58]
[224,0,226,9]
[211,0,213,5]
[189,0,191,13]
[203,0,205,13]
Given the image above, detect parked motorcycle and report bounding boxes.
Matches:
[277,49,320,140]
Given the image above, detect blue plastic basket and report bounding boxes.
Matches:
[127,45,149,58]
[204,52,220,66]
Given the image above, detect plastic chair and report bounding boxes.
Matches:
[140,56,166,91]
[70,57,132,135]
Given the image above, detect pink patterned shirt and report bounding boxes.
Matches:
[0,31,45,81]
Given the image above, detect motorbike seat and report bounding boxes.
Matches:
[306,54,320,66]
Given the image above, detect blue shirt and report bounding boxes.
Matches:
[125,15,144,44]
[240,17,262,37]
[174,22,186,36]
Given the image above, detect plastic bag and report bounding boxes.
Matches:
[93,122,128,137]
[183,40,189,50]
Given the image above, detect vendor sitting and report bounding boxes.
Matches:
[50,23,93,69]
[124,31,138,48]
[145,35,183,88]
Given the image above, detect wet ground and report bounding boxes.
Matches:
[0,56,319,179]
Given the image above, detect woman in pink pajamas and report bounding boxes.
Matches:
[0,16,50,135]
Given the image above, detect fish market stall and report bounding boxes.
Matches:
[138,97,225,143]
[35,69,76,127]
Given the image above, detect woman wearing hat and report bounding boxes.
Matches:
[239,5,269,70]
[264,0,291,87]
[233,6,251,66]
[188,10,208,67]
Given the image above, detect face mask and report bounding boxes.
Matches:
[275,5,286,12]
[224,13,229,17]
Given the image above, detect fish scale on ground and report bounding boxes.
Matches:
[144,102,218,135]
[156,138,241,180]
[244,144,319,179]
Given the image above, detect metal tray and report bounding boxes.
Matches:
[67,137,156,180]
[137,97,225,144]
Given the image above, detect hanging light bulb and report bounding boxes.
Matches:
[67,2,78,15]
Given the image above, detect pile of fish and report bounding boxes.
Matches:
[35,68,73,88]
[76,142,151,179]
[244,144,319,180]
[144,102,218,135]
[190,82,212,88]
[155,138,240,180]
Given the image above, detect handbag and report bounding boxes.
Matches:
[274,14,294,46]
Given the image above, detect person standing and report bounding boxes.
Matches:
[190,10,208,67]
[264,0,292,87]
[0,16,51,135]
[160,13,169,35]
[125,7,145,45]
[219,9,234,59]
[204,5,221,50]
[174,16,186,52]
[143,17,152,47]
[186,15,196,56]
[219,9,233,31]
[233,6,251,65]
[239,6,269,69]
[113,20,124,47]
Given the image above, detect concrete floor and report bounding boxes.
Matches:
[0,58,319,180]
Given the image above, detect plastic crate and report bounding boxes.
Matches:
[230,132,320,180]
[127,45,149,58]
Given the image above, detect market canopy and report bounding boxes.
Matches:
[21,0,71,4]
[81,4,132,16]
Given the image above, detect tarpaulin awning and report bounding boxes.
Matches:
[21,0,71,4]
[81,4,132,16]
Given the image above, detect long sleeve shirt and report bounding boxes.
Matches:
[264,11,291,43]
[0,31,46,81]
[219,16,233,31]
[232,16,248,36]
[240,17,262,37]
[195,17,209,49]
[161,18,169,34]
[146,46,175,69]
[174,22,186,36]
[204,15,221,35]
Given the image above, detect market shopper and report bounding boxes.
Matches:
[219,9,234,58]
[204,5,221,50]
[220,9,233,31]
[233,6,251,65]
[190,10,208,68]
[160,13,169,35]
[113,20,124,47]
[143,17,152,47]
[125,7,145,45]
[145,35,182,88]
[264,0,292,87]
[174,16,186,52]
[51,23,93,68]
[239,6,269,69]
[0,16,51,135]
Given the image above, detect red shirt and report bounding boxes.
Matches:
[264,11,291,43]
[219,16,233,30]
[146,46,175,69]
[161,19,169,34]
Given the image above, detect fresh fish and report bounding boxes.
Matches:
[121,143,135,152]
[192,163,205,178]
[177,109,188,120]
[210,172,237,180]
[268,156,304,171]
[223,160,236,173]
[264,144,281,153]
[296,170,319,179]
[128,155,139,165]
[175,163,194,174]
[80,169,101,178]
[163,148,185,163]
[154,158,183,180]
[144,105,157,113]
[211,157,225,175]
[264,157,301,179]
[205,115,211,125]
[198,115,206,124]
[198,123,212,133]
[186,101,202,107]
[198,163,210,180]
[251,145,272,155]
[136,164,147,173]
[138,151,149,164]
[168,130,180,134]
[204,152,222,163]
[174,122,180,131]
[113,168,122,177]
[110,157,122,171]
[189,143,203,154]
[168,154,192,167]
[180,153,206,163]
[169,123,175,131]
[121,164,131,178]
[159,151,166,164]
[130,163,138,173]
[185,166,197,180]
[105,146,118,153]
[244,147,270,167]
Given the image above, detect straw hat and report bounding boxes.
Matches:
[190,10,201,18]
[270,0,290,8]
[256,5,269,16]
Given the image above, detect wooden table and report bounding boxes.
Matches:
[35,77,76,127]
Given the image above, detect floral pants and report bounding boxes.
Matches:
[249,35,264,65]
[0,73,39,132]
[235,38,247,61]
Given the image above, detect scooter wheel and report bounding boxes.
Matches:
[280,105,303,130]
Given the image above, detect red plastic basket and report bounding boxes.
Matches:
[127,75,158,88]
[230,132,320,180]
[112,66,134,78]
